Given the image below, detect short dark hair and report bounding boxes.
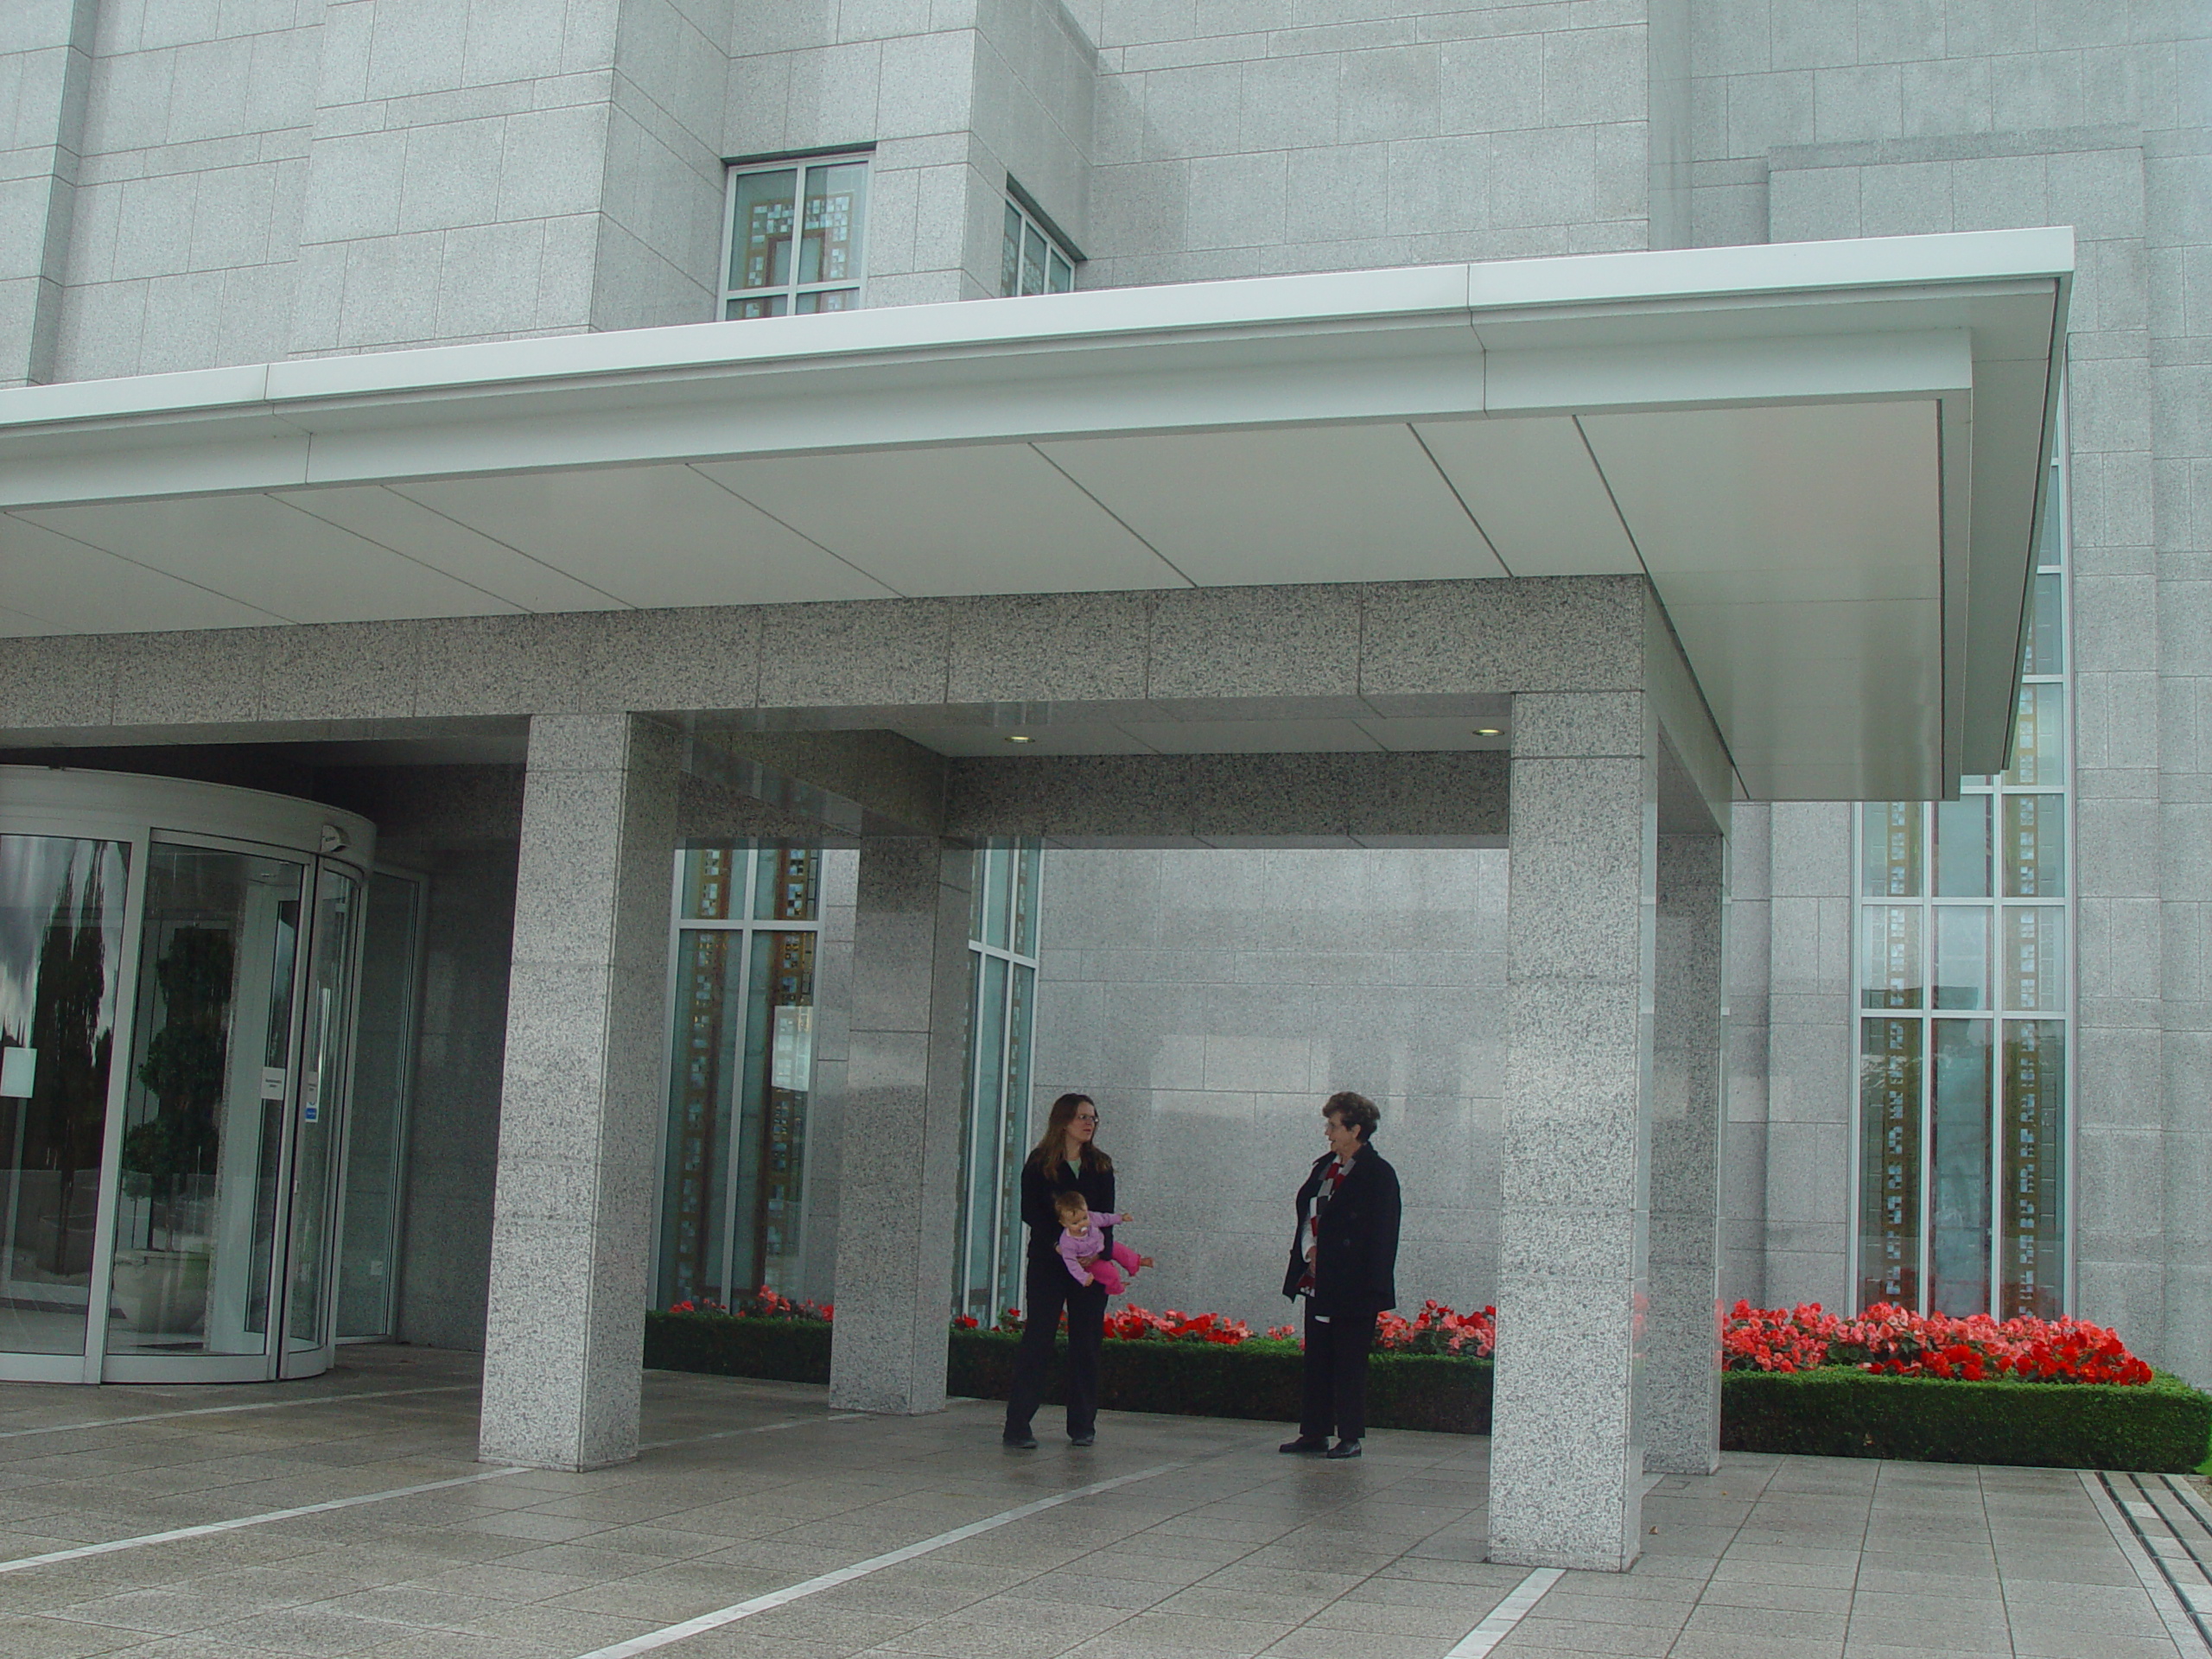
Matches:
[1053,1191,1089,1219]
[1324,1090,1379,1141]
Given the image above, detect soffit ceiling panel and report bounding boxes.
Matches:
[1034,425,1509,586]
[694,443,1185,595]
[391,465,898,608]
[1411,416,1641,577]
[15,496,519,625]
[270,484,610,613]
[0,512,284,634]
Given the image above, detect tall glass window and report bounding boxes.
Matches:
[654,845,821,1306]
[952,840,1042,1321]
[720,157,868,320]
[999,194,1075,297]
[1853,442,2072,1319]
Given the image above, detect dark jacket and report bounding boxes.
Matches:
[1020,1152,1116,1265]
[1282,1142,1400,1317]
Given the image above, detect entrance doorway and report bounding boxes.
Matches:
[0,768,375,1382]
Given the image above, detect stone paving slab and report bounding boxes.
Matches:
[0,1345,2190,1658]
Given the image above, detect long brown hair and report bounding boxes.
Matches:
[1027,1092,1113,1174]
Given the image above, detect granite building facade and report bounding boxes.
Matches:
[0,0,2190,1572]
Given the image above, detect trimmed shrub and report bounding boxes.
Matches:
[645,1310,831,1383]
[1721,1366,2212,1472]
[948,1328,1492,1433]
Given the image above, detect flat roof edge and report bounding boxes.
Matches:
[0,229,2075,437]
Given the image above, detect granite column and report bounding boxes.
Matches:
[1644,829,1727,1475]
[479,714,678,1470]
[1490,691,1657,1571]
[828,836,974,1413]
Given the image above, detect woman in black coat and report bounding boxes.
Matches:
[1001,1092,1116,1449]
[1279,1090,1401,1459]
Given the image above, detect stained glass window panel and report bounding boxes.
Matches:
[2002,795,2066,897]
[1859,1016,1923,1311]
[2000,1020,2065,1319]
[1928,1020,1992,1316]
[730,168,797,293]
[2005,683,2065,786]
[1861,803,1922,898]
[2000,906,2064,1012]
[1860,906,1922,1009]
[798,162,865,287]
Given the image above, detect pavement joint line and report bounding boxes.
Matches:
[0,1411,861,1577]
[1442,1566,1564,1656]
[0,1383,478,1442]
[2086,1470,2212,1656]
[566,1460,1188,1659]
[637,1410,863,1451]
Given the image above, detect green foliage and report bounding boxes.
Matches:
[128,927,232,1189]
[645,1311,831,1383]
[1721,1366,2212,1472]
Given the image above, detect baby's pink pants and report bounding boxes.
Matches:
[1086,1242,1144,1295]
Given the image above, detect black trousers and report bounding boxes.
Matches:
[1003,1253,1108,1440]
[1300,1304,1378,1442]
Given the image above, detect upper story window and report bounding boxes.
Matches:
[1000,193,1075,297]
[721,156,869,320]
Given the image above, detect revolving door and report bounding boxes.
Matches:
[0,769,373,1382]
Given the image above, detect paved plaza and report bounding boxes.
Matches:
[0,1345,2194,1659]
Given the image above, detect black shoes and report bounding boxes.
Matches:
[1001,1431,1037,1450]
[1325,1438,1363,1459]
[1279,1434,1328,1454]
[1070,1432,1095,1446]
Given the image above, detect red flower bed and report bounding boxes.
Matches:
[669,1285,832,1323]
[967,1300,1497,1355]
[1723,1300,2152,1385]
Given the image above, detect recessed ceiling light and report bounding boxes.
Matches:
[1473,728,1502,737]
[1006,734,1034,744]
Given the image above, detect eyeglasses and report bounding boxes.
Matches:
[1071,1112,1100,1124]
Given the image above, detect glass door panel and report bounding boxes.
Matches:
[283,866,358,1367]
[110,846,302,1357]
[0,836,130,1356]
[337,870,422,1340]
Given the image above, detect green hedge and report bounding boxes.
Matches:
[1720,1366,2212,1473]
[946,1328,1492,1434]
[642,1313,2212,1471]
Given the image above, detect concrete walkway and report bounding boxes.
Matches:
[0,1344,2195,1658]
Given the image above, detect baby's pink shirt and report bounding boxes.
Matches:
[1055,1213,1126,1282]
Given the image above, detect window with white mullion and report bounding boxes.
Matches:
[721,156,870,321]
[999,194,1076,297]
[1853,398,2072,1322]
[952,841,1044,1320]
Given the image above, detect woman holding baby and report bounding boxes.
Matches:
[1001,1092,1147,1451]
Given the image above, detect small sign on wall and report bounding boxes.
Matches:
[0,1047,35,1099]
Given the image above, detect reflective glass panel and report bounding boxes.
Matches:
[337,870,420,1340]
[1859,906,1922,1009]
[2002,795,2066,897]
[2001,906,2064,1012]
[1928,1020,1991,1316]
[1012,841,1041,957]
[726,294,789,320]
[794,288,858,313]
[799,162,866,286]
[2022,572,2063,675]
[2000,1019,2065,1319]
[1933,797,1991,898]
[285,866,357,1356]
[999,960,1034,1310]
[1020,222,1046,296]
[1000,202,1023,296]
[730,168,797,292]
[959,953,1008,1318]
[1932,907,1990,1010]
[1861,803,1922,898]
[679,848,741,921]
[753,845,819,922]
[1858,1016,1923,1311]
[659,930,737,1306]
[2005,683,2064,786]
[1048,250,1074,293]
[0,836,128,1355]
[979,846,1012,951]
[745,930,815,1292]
[111,845,303,1356]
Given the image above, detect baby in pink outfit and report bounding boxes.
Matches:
[1053,1192,1153,1294]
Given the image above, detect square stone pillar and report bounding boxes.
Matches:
[1490,692,1657,1572]
[479,714,677,1471]
[1645,830,1727,1475]
[828,836,973,1414]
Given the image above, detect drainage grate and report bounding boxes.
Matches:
[2099,1471,2212,1653]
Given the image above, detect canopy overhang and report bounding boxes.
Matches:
[0,227,2070,801]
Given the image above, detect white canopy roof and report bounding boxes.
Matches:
[0,227,2069,801]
